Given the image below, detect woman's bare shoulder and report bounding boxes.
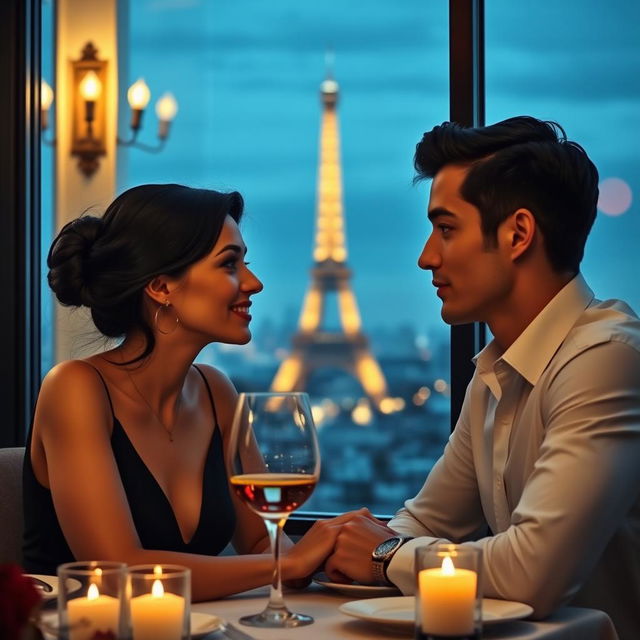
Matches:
[192,363,235,393]
[39,359,107,395]
[42,358,101,382]
[36,359,113,437]
[193,363,238,432]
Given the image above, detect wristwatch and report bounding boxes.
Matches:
[371,536,413,585]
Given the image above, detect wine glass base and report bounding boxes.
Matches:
[240,609,314,628]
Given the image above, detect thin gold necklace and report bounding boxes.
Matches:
[124,367,182,443]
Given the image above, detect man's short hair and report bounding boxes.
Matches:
[414,116,599,273]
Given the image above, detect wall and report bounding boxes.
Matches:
[55,0,119,361]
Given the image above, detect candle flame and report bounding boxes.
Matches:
[94,568,103,577]
[151,578,165,597]
[87,583,100,600]
[441,555,456,575]
[153,565,163,576]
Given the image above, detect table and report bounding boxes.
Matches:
[193,585,619,640]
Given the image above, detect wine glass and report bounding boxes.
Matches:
[228,391,320,628]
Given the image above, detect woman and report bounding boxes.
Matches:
[23,184,361,600]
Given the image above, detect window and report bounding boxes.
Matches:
[121,0,452,514]
[486,0,640,311]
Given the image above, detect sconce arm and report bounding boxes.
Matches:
[116,136,167,153]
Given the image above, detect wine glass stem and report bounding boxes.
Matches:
[264,516,287,612]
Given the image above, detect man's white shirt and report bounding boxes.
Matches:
[387,274,640,640]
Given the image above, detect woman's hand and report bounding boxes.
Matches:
[281,508,381,584]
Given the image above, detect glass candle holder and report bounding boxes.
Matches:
[415,544,482,640]
[128,564,191,640]
[57,561,128,640]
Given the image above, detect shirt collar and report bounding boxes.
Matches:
[474,273,595,386]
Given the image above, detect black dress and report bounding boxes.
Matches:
[22,365,236,575]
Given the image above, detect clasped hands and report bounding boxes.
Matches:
[281,507,397,587]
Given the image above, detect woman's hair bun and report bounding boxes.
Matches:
[45,184,244,359]
[47,215,104,307]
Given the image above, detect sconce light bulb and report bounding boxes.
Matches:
[79,71,102,101]
[128,78,151,110]
[155,93,178,122]
[41,80,54,110]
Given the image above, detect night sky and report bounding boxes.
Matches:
[118,0,639,337]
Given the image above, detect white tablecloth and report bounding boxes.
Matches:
[192,585,619,640]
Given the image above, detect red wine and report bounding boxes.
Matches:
[230,473,317,517]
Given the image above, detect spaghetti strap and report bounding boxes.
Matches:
[83,362,116,419]
[192,364,220,429]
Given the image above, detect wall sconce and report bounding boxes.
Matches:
[117,79,178,152]
[67,41,179,178]
[71,41,107,177]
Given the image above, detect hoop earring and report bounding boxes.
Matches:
[154,300,180,335]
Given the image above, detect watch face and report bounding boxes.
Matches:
[374,537,402,558]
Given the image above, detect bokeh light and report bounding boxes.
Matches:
[598,177,633,217]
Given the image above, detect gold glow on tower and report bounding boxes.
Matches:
[270,67,389,410]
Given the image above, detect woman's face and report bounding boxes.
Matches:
[170,215,263,345]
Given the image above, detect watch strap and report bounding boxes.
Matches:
[371,536,413,586]
[371,553,389,585]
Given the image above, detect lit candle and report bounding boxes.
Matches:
[67,582,120,640]
[130,567,185,640]
[419,555,477,636]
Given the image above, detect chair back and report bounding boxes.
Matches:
[0,447,25,565]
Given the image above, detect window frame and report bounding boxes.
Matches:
[2,0,485,525]
[448,0,487,430]
[0,0,42,448]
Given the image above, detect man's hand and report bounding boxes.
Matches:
[281,508,381,584]
[324,510,396,584]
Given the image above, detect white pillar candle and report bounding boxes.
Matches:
[67,583,120,640]
[130,578,185,640]
[419,556,477,636]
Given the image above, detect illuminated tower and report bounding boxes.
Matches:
[270,70,388,409]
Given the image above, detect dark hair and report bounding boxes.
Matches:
[47,183,244,360]
[413,116,599,273]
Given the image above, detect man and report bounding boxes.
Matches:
[324,117,640,639]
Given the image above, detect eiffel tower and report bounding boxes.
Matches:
[270,69,389,409]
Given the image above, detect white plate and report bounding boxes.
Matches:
[25,575,82,601]
[40,611,222,639]
[313,572,401,597]
[339,596,533,629]
[191,612,224,638]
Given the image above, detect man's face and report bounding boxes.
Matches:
[418,164,514,325]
